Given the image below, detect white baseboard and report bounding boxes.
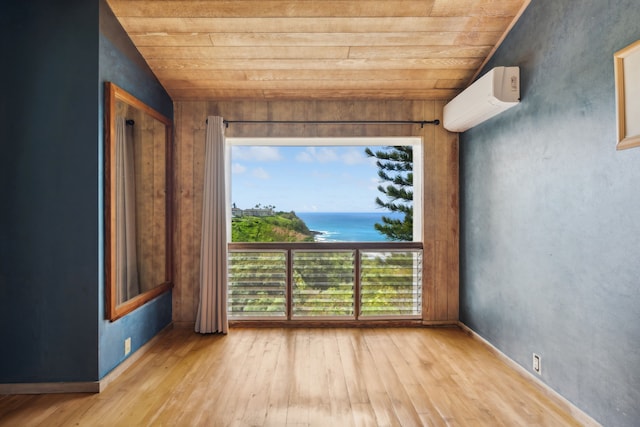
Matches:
[458,322,602,427]
[0,323,174,395]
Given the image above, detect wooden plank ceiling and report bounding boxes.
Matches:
[107,0,530,101]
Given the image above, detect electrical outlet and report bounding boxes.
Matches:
[533,353,541,374]
[124,337,132,356]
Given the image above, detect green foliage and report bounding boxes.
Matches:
[292,251,355,316]
[229,250,421,317]
[359,253,418,316]
[228,251,288,316]
[231,211,314,242]
[365,146,413,241]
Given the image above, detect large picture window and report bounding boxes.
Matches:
[226,137,423,322]
[227,137,423,243]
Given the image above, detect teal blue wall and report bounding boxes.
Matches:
[0,0,100,382]
[459,1,640,426]
[98,0,173,379]
[0,0,173,383]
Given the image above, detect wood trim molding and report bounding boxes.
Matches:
[229,319,427,328]
[614,39,640,150]
[422,320,458,326]
[0,381,100,395]
[104,82,174,321]
[458,322,602,427]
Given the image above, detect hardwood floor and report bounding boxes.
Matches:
[0,327,584,426]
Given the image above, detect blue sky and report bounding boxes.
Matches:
[231,145,383,212]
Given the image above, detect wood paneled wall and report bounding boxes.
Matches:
[172,100,458,324]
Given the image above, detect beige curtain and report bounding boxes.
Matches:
[115,116,140,303]
[195,116,228,334]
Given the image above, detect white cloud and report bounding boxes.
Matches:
[296,146,371,166]
[295,151,314,162]
[232,163,247,174]
[315,147,339,162]
[252,167,270,180]
[232,146,282,162]
[341,148,368,165]
[296,147,338,163]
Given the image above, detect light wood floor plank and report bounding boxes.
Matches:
[364,330,424,426]
[322,330,357,426]
[0,327,585,427]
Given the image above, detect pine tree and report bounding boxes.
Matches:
[365,146,413,241]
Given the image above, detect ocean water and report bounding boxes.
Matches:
[296,212,404,242]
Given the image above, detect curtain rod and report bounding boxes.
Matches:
[217,119,440,128]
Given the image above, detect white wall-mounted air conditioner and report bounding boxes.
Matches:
[443,66,520,132]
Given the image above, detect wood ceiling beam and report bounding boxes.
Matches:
[137,46,350,60]
[430,0,525,17]
[128,32,503,48]
[347,46,492,59]
[151,69,473,81]
[136,45,491,60]
[119,17,514,34]
[146,58,482,71]
[168,88,459,101]
[108,1,437,18]
[162,79,443,90]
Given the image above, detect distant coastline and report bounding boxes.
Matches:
[296,211,403,242]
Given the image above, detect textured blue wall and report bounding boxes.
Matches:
[98,0,173,379]
[459,1,640,426]
[0,0,173,383]
[0,0,100,382]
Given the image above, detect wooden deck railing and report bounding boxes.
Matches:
[228,242,423,322]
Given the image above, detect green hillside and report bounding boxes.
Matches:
[231,211,315,242]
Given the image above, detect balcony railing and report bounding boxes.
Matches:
[228,242,423,321]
